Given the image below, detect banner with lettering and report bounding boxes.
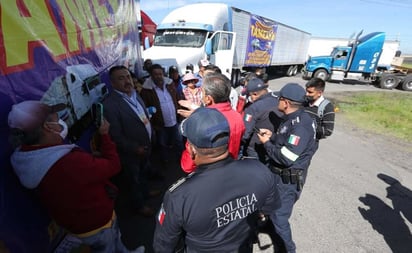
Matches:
[244,14,278,66]
[0,1,142,252]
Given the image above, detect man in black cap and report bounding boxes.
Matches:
[153,107,280,253]
[241,77,282,163]
[257,83,317,253]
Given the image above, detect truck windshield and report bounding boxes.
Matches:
[331,48,348,58]
[330,48,339,56]
[154,29,207,47]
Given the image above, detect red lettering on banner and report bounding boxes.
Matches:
[16,0,30,17]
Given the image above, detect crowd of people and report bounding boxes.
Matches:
[7,59,335,253]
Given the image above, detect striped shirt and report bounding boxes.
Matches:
[182,87,203,106]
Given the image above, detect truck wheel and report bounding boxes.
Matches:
[286,66,294,76]
[314,69,328,81]
[379,74,399,89]
[401,76,412,91]
[231,69,240,87]
[292,65,298,76]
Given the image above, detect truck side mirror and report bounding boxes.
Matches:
[205,39,212,55]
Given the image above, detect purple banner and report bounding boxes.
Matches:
[244,15,278,67]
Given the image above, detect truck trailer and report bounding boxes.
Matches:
[142,3,311,83]
[376,55,412,91]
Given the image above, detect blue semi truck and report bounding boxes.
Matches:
[302,30,385,82]
[302,30,412,91]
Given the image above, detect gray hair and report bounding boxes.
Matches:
[202,74,231,103]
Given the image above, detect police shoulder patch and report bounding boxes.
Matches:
[291,116,301,125]
[168,172,195,192]
[280,125,288,134]
[288,134,301,146]
[244,114,253,122]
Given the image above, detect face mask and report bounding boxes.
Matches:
[48,119,68,139]
[305,96,315,103]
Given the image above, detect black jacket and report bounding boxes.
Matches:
[264,108,317,180]
[242,92,282,162]
[153,157,281,253]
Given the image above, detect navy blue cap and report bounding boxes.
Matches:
[181,107,229,148]
[246,77,268,93]
[279,83,306,103]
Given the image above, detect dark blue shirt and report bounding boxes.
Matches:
[264,108,317,172]
[153,157,280,253]
[242,92,282,161]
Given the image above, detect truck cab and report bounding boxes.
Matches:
[302,31,385,82]
[142,3,236,77]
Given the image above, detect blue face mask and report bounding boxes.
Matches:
[48,119,68,139]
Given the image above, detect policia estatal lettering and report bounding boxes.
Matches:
[257,83,317,253]
[153,107,280,253]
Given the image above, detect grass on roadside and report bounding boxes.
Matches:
[333,91,412,142]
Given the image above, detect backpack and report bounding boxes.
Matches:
[317,98,331,119]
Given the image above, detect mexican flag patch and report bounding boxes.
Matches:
[288,134,300,146]
[244,114,252,122]
[158,204,166,225]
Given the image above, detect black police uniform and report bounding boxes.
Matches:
[242,92,282,162]
[264,108,316,253]
[153,157,281,253]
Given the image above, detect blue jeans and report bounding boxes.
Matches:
[80,217,130,253]
[54,217,140,253]
[270,175,301,253]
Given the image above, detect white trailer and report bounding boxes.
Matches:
[143,3,310,83]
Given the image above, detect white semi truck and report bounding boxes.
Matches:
[143,3,311,84]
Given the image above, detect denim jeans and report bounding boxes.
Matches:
[79,217,130,253]
[54,217,142,253]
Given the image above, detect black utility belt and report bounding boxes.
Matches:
[269,166,303,187]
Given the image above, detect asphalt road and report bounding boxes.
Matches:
[258,75,412,253]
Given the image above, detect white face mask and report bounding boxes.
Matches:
[48,119,68,139]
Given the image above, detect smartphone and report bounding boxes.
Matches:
[91,103,104,127]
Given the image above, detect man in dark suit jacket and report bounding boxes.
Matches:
[103,65,155,217]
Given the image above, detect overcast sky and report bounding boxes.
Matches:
[141,0,412,54]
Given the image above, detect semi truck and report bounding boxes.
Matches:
[302,30,411,91]
[302,30,385,83]
[0,0,143,252]
[142,3,311,83]
[307,36,400,71]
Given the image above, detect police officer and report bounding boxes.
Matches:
[241,77,282,163]
[153,107,281,253]
[257,83,317,253]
